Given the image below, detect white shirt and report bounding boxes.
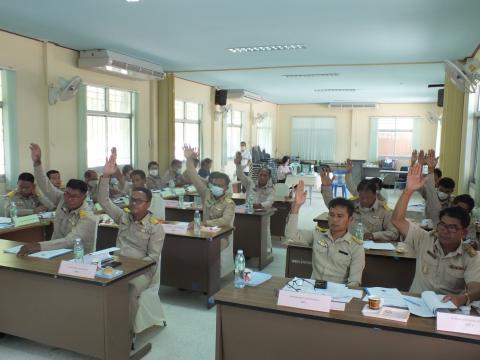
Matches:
[241,149,252,173]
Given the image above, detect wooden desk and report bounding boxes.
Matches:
[164,203,276,269]
[214,277,480,360]
[161,226,233,307]
[285,244,416,291]
[0,239,155,360]
[0,221,53,242]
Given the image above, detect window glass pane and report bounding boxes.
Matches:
[226,126,241,158]
[395,118,413,130]
[87,86,105,111]
[107,117,131,165]
[184,123,199,149]
[185,102,199,121]
[377,131,396,157]
[175,100,184,120]
[232,110,242,126]
[225,111,232,125]
[377,118,395,130]
[0,108,5,175]
[393,132,413,156]
[109,89,131,114]
[175,122,184,160]
[87,116,107,167]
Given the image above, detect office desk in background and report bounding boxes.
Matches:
[0,239,155,360]
[0,221,53,242]
[214,277,480,360]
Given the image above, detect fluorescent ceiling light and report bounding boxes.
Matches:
[314,88,357,92]
[227,44,306,53]
[283,73,339,78]
[125,0,140,2]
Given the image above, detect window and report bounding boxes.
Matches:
[175,100,201,160]
[86,85,133,168]
[291,117,336,161]
[256,115,272,154]
[472,89,480,184]
[0,73,4,176]
[377,117,414,157]
[225,110,243,159]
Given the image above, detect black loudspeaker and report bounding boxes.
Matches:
[215,90,228,106]
[437,89,444,107]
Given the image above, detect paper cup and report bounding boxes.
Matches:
[368,295,382,310]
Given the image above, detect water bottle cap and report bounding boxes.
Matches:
[237,250,243,254]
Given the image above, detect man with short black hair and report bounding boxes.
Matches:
[6,172,54,216]
[46,169,62,189]
[146,161,162,190]
[453,194,478,246]
[391,164,480,306]
[285,180,365,286]
[322,170,398,242]
[160,159,186,188]
[84,169,99,202]
[18,143,97,256]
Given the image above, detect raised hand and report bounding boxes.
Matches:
[183,144,198,160]
[30,143,42,163]
[103,151,117,176]
[418,150,426,165]
[320,169,334,187]
[426,149,439,171]
[406,163,426,191]
[410,150,418,166]
[234,151,242,166]
[346,159,353,173]
[293,180,307,209]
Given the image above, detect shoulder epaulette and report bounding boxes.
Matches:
[224,197,234,205]
[79,210,88,219]
[351,234,363,245]
[382,202,392,211]
[349,196,359,201]
[315,225,328,233]
[7,191,16,198]
[149,216,160,225]
[123,207,131,213]
[464,243,477,257]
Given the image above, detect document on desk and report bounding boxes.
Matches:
[403,291,457,317]
[362,241,396,251]
[283,278,363,303]
[0,216,12,224]
[363,287,406,308]
[4,245,72,259]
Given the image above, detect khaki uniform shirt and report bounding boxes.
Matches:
[98,177,164,281]
[345,173,386,203]
[424,173,453,225]
[34,164,97,253]
[285,214,365,286]
[236,164,275,208]
[6,191,54,216]
[405,222,480,295]
[322,185,398,241]
[146,175,164,190]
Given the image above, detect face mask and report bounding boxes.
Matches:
[110,178,119,186]
[88,180,98,188]
[176,169,182,175]
[208,183,225,197]
[127,181,133,187]
[149,169,159,177]
[437,191,449,201]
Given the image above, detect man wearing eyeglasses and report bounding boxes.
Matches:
[391,164,480,307]
[18,143,97,256]
[98,151,165,331]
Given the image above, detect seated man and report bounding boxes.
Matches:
[160,159,186,188]
[146,161,163,190]
[453,194,478,246]
[285,180,365,286]
[391,164,480,306]
[18,143,97,255]
[117,164,134,194]
[235,151,275,252]
[184,145,235,278]
[84,169,99,202]
[321,170,398,242]
[46,169,62,189]
[6,172,54,216]
[198,158,212,179]
[99,152,165,331]
[344,159,387,202]
[182,158,200,185]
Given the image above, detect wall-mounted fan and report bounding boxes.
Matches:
[48,76,82,105]
[444,58,480,93]
[214,104,231,121]
[254,112,269,125]
[426,111,442,124]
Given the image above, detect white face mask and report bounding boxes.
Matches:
[88,180,98,188]
[208,183,225,197]
[437,191,449,201]
[149,169,159,177]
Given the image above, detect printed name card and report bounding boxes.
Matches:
[58,260,97,279]
[13,214,40,227]
[277,289,331,313]
[437,312,480,336]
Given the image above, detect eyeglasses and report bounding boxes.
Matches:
[130,197,149,205]
[64,191,84,200]
[285,278,314,292]
[437,221,462,233]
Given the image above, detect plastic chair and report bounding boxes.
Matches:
[331,171,347,198]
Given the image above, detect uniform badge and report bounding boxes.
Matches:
[79,210,87,219]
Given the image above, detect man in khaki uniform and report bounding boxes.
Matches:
[321,170,398,242]
[100,151,165,329]
[235,152,275,251]
[18,143,97,256]
[6,172,54,216]
[344,159,387,203]
[392,164,480,307]
[285,180,365,286]
[146,161,163,190]
[184,145,235,278]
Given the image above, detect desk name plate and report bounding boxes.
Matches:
[277,290,331,313]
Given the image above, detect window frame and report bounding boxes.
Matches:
[256,115,272,154]
[86,85,133,169]
[174,99,202,160]
[376,116,415,158]
[0,72,5,180]
[225,109,244,159]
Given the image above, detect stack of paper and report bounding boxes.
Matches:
[403,291,457,317]
[246,272,272,287]
[362,305,410,322]
[363,287,406,308]
[363,241,396,251]
[283,277,363,303]
[0,216,12,224]
[4,245,71,259]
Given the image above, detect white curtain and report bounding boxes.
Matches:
[291,117,336,161]
[256,115,272,154]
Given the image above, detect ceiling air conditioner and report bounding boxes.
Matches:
[226,89,263,103]
[328,102,378,109]
[78,49,165,81]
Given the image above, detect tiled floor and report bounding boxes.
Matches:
[0,189,422,359]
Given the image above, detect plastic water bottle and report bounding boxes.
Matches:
[355,222,364,241]
[73,238,84,263]
[86,195,95,212]
[234,250,246,288]
[10,201,18,225]
[193,210,201,235]
[169,179,175,192]
[246,195,254,214]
